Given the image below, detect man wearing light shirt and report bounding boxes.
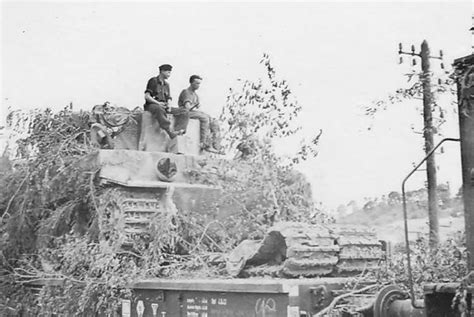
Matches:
[178,75,219,152]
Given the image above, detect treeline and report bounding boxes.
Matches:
[336,184,463,225]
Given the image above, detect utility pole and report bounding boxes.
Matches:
[399,40,444,249]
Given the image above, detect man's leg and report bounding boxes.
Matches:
[170,107,189,133]
[210,118,222,151]
[146,104,177,138]
[189,110,210,147]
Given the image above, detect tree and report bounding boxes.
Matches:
[212,53,324,224]
[388,191,402,206]
[220,53,322,164]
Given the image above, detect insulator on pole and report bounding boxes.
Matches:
[441,62,445,69]
[438,78,442,85]
[411,45,415,53]
[439,50,443,58]
[399,56,403,64]
[412,59,417,66]
[399,43,403,51]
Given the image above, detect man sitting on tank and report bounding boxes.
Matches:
[144,64,188,139]
[178,75,220,152]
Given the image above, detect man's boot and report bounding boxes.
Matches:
[166,129,185,139]
[201,143,219,153]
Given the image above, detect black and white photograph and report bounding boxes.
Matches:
[1,1,473,316]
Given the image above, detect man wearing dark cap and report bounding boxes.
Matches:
[144,64,187,139]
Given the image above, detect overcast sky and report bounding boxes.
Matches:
[1,1,472,209]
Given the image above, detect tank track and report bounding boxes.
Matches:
[230,222,384,278]
[332,225,384,276]
[96,187,167,243]
[271,222,339,277]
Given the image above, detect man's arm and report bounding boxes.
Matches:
[178,89,199,110]
[144,78,167,107]
[144,92,167,106]
[182,100,195,110]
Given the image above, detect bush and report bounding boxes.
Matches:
[375,234,468,297]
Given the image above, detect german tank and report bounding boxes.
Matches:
[84,105,394,317]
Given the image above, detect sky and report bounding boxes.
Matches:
[1,1,473,210]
